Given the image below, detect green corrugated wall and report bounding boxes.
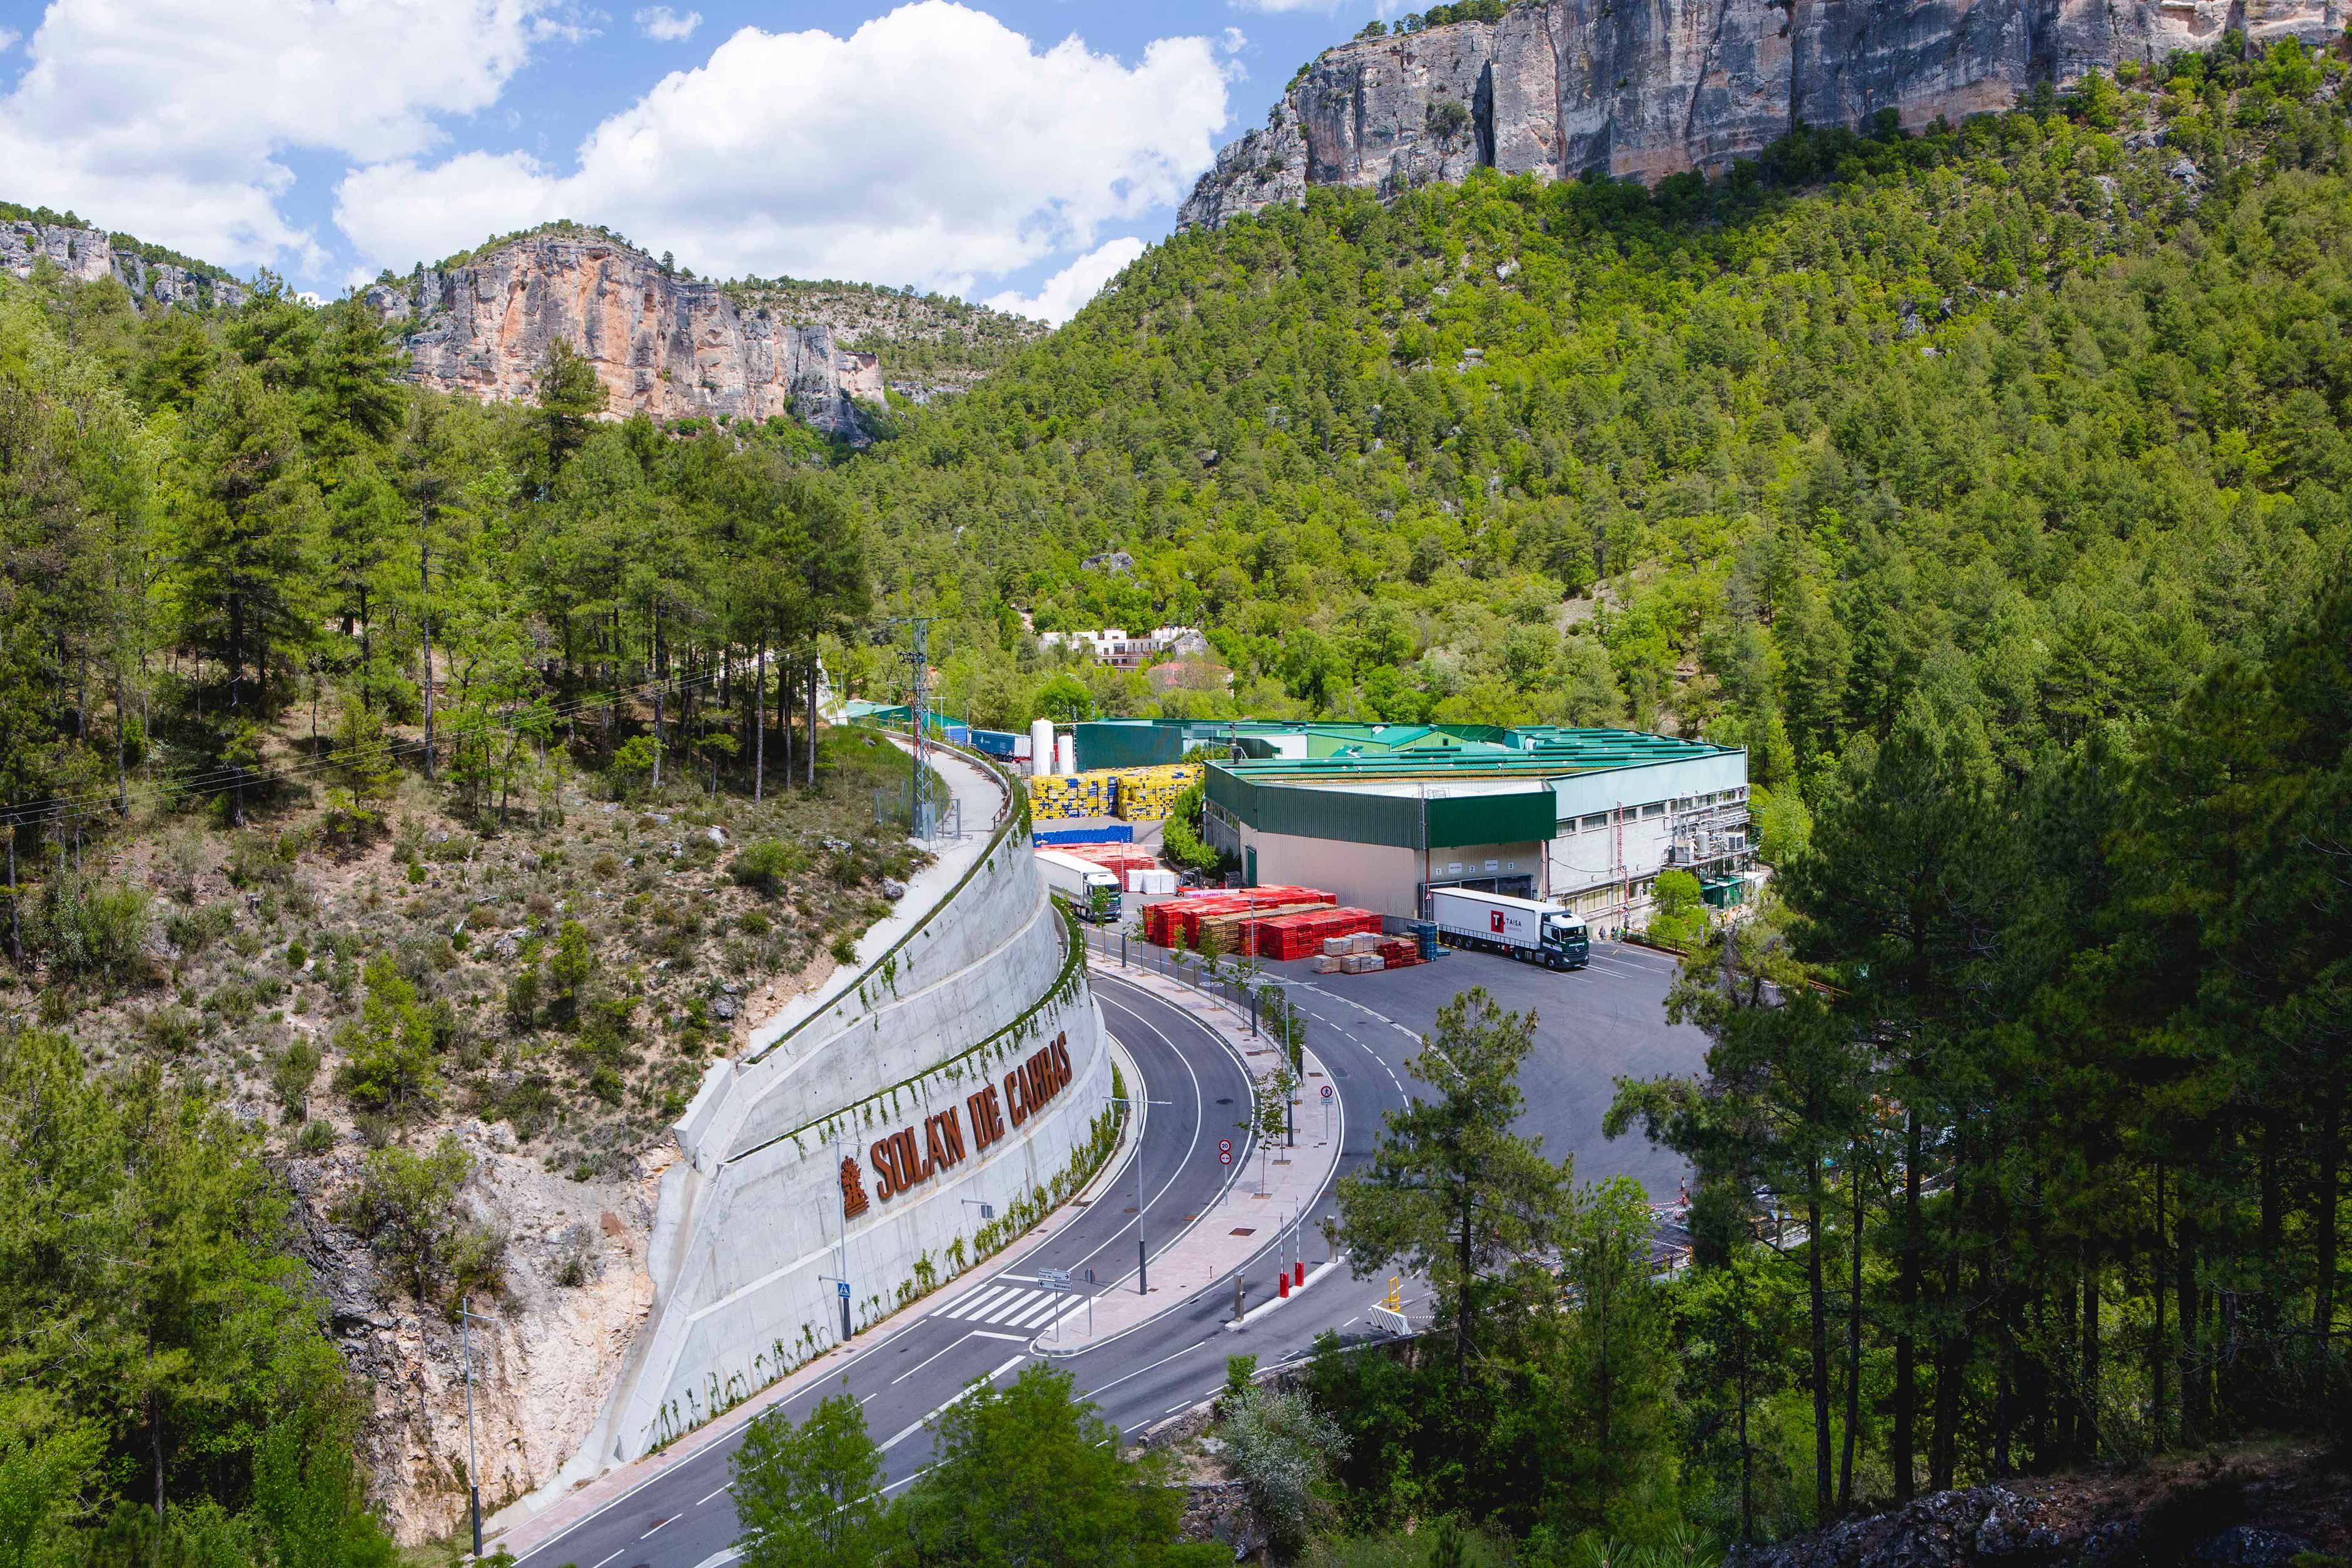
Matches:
[1209,768,1553,851]
[1427,791,1554,848]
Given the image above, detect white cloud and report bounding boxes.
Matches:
[335,2,1230,299]
[633,6,699,41]
[0,28,21,53]
[0,0,572,271]
[986,236,1143,325]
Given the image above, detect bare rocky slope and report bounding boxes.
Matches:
[1179,0,2343,227]
[367,226,1042,438]
[3,210,250,309]
[1730,1444,2348,1568]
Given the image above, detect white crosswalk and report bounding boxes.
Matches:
[936,1282,1083,1330]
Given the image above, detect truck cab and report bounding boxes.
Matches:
[1541,914,1590,970]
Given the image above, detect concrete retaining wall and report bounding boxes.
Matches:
[588,766,1114,1464]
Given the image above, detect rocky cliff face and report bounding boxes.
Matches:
[288,1125,664,1544]
[368,233,890,443]
[1180,0,2343,226]
[2,220,250,309]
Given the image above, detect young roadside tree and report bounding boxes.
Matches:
[885,1364,1191,1567]
[1221,1381,1348,1560]
[1334,988,1570,1384]
[731,1390,885,1568]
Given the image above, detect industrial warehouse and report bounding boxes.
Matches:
[1052,720,1757,931]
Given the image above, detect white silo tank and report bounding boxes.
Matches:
[1055,733,1077,777]
[1030,718,1054,779]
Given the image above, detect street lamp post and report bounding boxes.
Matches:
[1107,1093,1172,1293]
[459,1297,486,1558]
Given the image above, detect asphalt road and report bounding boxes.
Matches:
[1177,935,1705,1203]
[509,971,1402,1568]
[505,941,1693,1568]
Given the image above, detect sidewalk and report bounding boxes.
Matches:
[1035,953,1346,1357]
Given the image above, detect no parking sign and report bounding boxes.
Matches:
[1219,1138,1233,1167]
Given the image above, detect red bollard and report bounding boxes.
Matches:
[1279,1270,1290,1298]
[1294,1260,1305,1288]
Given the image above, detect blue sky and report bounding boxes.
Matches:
[0,0,1387,320]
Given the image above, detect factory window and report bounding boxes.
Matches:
[1581,813,1609,831]
[1640,802,1666,819]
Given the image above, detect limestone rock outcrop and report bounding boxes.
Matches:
[1180,0,2343,227]
[2,219,249,309]
[368,231,888,443]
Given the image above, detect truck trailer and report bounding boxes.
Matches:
[1428,888,1590,970]
[1034,848,1122,923]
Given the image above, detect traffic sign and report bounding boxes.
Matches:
[836,1281,851,1300]
[1218,1138,1232,1155]
[1219,1149,1232,1166]
[1038,1268,1071,1292]
[1320,1084,1334,1100]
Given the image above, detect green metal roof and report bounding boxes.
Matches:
[1215,729,1731,784]
[1075,718,1731,769]
[1201,727,1738,851]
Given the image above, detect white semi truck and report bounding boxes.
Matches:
[1033,848,1122,923]
[1428,888,1591,971]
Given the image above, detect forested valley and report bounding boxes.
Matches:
[2,24,2349,1568]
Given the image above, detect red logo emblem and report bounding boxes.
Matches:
[1490,911,1506,933]
[840,1157,869,1218]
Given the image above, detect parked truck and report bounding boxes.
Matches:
[1428,888,1591,971]
[1034,849,1122,923]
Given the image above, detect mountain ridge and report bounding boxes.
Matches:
[1179,0,2344,228]
[366,223,1047,438]
[2,201,251,310]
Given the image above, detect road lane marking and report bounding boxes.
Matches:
[879,1464,935,1497]
[589,1552,624,1568]
[696,1484,729,1506]
[999,1295,1062,1329]
[944,1284,1021,1320]
[1078,1336,1221,1400]
[641,1516,674,1538]
[891,1331,985,1387]
[881,1354,1027,1452]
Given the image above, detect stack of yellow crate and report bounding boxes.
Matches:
[1030,771,1117,822]
[1108,763,1201,821]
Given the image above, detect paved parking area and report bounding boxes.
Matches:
[1257,940,1704,1201]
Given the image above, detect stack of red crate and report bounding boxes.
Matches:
[1376,937,1424,968]
[1254,907,1383,961]
[1141,887,1334,946]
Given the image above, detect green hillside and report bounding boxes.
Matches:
[854,42,2351,788]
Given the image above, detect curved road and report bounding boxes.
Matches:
[508,968,1412,1568]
